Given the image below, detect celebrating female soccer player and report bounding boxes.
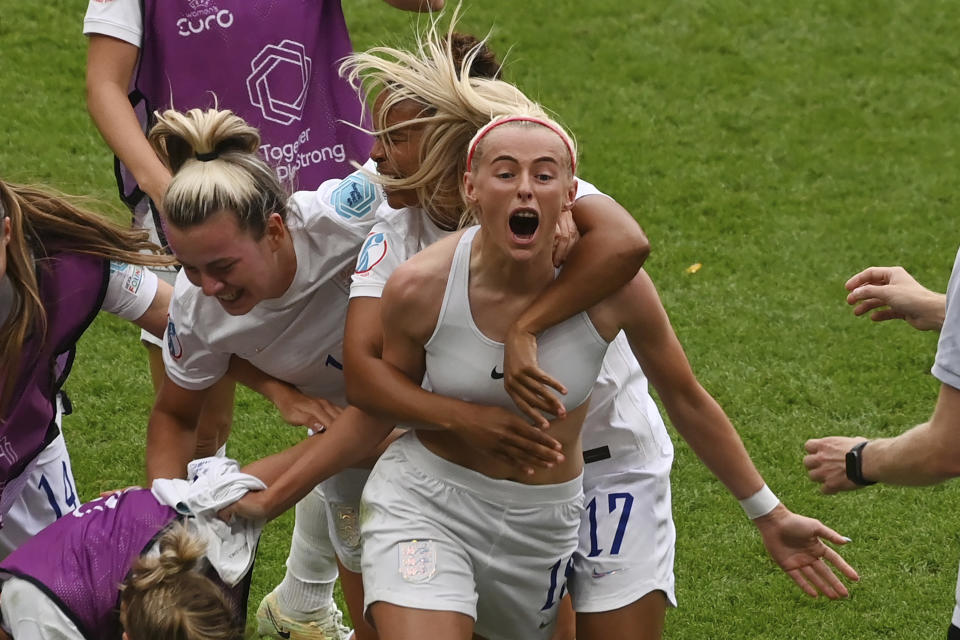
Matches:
[139,106,384,640]
[339,26,859,640]
[358,112,617,639]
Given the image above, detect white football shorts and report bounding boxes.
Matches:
[0,432,78,558]
[360,432,583,640]
[319,468,371,573]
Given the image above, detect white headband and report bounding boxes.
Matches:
[466,115,576,174]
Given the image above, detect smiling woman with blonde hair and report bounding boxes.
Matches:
[142,105,389,640]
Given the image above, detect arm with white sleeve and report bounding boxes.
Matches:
[101,261,170,338]
[144,282,230,481]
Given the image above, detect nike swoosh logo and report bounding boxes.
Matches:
[491,366,504,380]
[591,567,624,579]
[266,606,291,639]
[539,621,550,629]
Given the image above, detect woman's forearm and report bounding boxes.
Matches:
[86,35,171,205]
[514,196,648,335]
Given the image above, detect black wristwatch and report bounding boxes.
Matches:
[845,441,876,486]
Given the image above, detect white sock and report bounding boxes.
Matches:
[275,572,337,617]
[274,486,339,616]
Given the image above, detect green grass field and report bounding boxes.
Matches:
[3,1,960,637]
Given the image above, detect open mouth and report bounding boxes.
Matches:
[509,210,540,239]
[218,289,241,303]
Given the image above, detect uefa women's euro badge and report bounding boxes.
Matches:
[399,539,436,583]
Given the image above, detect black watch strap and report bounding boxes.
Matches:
[845,440,876,486]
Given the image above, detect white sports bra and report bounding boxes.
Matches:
[424,226,609,412]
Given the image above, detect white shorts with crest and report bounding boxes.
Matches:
[360,432,582,640]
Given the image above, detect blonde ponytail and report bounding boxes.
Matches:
[148,108,290,238]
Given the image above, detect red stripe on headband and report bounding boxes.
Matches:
[467,116,576,174]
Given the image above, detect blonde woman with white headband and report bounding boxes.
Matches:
[357,105,863,639]
[358,112,620,639]
[341,25,862,640]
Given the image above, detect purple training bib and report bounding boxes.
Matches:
[116,0,371,208]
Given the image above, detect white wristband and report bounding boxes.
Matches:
[739,484,779,520]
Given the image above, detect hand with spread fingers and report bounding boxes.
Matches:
[845,266,945,331]
[753,504,859,599]
[449,403,565,476]
[502,325,568,426]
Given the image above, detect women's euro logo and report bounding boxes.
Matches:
[355,232,387,274]
[166,317,183,360]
